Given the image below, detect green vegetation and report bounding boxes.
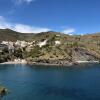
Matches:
[0,29,34,42]
[29,46,41,58]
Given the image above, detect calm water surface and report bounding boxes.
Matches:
[0,64,100,100]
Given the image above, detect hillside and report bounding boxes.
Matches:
[0,29,100,64]
[0,29,35,42]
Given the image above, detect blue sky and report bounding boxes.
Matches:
[0,0,100,34]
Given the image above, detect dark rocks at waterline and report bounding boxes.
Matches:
[0,87,8,99]
[30,59,73,66]
[27,58,100,66]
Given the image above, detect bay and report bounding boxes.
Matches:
[0,64,100,100]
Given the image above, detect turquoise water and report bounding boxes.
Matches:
[0,64,100,100]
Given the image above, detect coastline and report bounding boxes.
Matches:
[75,60,100,63]
[0,60,99,66]
[27,60,100,66]
[0,60,27,65]
[28,62,73,66]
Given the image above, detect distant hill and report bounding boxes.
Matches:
[0,29,35,42]
[0,29,63,42]
[0,28,100,42]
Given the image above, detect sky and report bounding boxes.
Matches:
[0,0,100,34]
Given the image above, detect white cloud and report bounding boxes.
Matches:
[0,16,50,33]
[0,16,76,34]
[14,0,35,5]
[13,24,50,33]
[62,28,75,35]
[0,16,12,29]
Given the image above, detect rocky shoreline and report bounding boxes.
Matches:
[0,58,99,66]
[27,59,100,66]
[0,86,8,99]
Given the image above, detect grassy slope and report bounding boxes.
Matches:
[0,29,35,42]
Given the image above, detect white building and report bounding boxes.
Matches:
[37,40,47,47]
[55,41,61,45]
[15,40,28,48]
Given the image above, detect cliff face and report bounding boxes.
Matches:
[72,48,99,61]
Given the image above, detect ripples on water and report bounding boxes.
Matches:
[0,64,100,100]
